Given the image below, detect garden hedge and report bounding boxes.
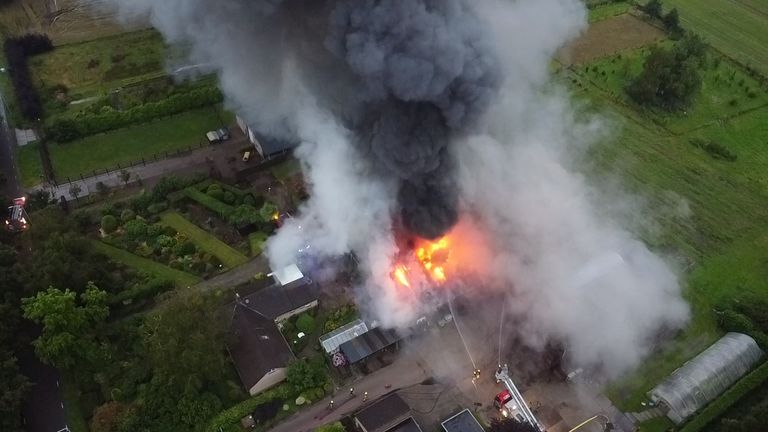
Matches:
[183,187,234,217]
[679,360,768,432]
[45,86,223,142]
[206,384,294,431]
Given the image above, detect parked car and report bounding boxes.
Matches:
[206,127,231,144]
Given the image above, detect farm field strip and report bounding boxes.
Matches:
[91,240,201,288]
[666,0,768,76]
[160,212,249,269]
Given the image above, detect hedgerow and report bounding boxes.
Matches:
[679,360,768,432]
[45,86,223,142]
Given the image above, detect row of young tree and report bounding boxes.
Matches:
[3,34,53,121]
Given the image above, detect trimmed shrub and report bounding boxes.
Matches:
[147,202,168,214]
[120,209,136,222]
[183,187,234,218]
[101,215,118,233]
[124,219,149,241]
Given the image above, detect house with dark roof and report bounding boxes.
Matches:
[441,409,485,432]
[227,266,320,395]
[355,393,423,432]
[228,299,294,396]
[236,115,299,159]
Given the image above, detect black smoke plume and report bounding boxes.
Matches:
[106,0,501,239]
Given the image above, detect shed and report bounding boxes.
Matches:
[355,393,412,432]
[339,327,402,364]
[319,319,369,354]
[241,277,319,323]
[649,332,764,424]
[441,409,484,432]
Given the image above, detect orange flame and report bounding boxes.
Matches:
[392,264,411,288]
[416,236,451,284]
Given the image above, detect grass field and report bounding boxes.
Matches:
[28,29,166,96]
[48,106,225,181]
[588,2,632,22]
[570,47,768,413]
[160,212,249,269]
[15,142,43,187]
[574,44,768,133]
[665,0,768,76]
[92,240,201,288]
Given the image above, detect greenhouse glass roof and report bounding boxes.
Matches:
[650,332,763,424]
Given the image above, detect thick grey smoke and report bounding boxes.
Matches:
[101,0,689,376]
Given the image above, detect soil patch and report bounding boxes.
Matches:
[558,14,665,65]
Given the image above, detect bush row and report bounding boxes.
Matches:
[206,384,295,431]
[108,278,173,306]
[679,360,768,432]
[3,34,54,121]
[45,86,223,142]
[183,187,235,218]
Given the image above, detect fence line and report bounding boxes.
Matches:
[54,140,209,187]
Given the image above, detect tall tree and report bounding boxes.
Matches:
[627,45,702,111]
[22,283,109,369]
[142,290,228,384]
[0,352,30,432]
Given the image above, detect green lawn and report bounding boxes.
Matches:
[588,2,632,22]
[15,143,44,187]
[61,372,91,432]
[248,232,268,257]
[92,240,201,288]
[571,65,768,411]
[574,43,768,133]
[28,29,167,97]
[49,106,225,180]
[665,0,768,76]
[160,212,249,269]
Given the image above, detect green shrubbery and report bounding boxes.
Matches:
[323,303,358,333]
[184,187,234,218]
[679,361,768,432]
[45,86,223,142]
[689,138,738,162]
[296,313,316,334]
[108,278,173,306]
[101,215,118,233]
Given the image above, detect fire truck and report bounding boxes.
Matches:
[494,364,543,431]
[5,197,30,232]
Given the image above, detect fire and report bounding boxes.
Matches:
[416,237,450,284]
[392,236,453,288]
[392,264,411,288]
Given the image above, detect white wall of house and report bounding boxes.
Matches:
[274,300,319,323]
[248,367,288,396]
[235,115,265,158]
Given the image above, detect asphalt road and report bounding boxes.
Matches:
[18,346,68,432]
[0,90,22,197]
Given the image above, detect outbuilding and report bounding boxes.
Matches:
[649,332,764,424]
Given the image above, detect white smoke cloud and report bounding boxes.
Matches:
[97,0,689,376]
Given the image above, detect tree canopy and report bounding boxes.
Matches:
[22,283,109,369]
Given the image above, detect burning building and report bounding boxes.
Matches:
[106,0,690,377]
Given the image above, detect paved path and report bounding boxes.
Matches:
[194,255,269,291]
[269,352,430,432]
[37,133,253,200]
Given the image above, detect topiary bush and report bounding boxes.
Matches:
[101,215,118,233]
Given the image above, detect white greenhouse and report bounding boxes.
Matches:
[649,332,764,424]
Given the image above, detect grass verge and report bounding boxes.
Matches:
[61,372,89,432]
[248,232,268,257]
[160,212,248,268]
[91,240,200,287]
[15,142,44,187]
[49,106,226,181]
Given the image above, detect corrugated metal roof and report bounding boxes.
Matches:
[340,327,402,364]
[650,332,764,424]
[319,319,369,354]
